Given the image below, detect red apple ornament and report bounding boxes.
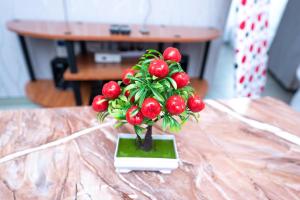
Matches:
[163,47,182,62]
[171,72,189,88]
[92,95,108,112]
[102,81,121,99]
[188,95,205,112]
[166,95,185,115]
[141,97,161,119]
[126,105,144,125]
[148,59,169,78]
[122,69,135,85]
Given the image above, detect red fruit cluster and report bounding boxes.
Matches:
[148,47,182,79]
[165,94,205,115]
[92,47,205,127]
[92,81,121,112]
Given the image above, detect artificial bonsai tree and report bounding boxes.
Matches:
[92,47,205,151]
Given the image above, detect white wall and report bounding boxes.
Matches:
[0,0,231,98]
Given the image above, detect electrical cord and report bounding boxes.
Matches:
[140,0,152,34]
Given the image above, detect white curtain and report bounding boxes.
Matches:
[234,0,270,98]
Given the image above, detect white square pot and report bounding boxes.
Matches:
[114,133,179,174]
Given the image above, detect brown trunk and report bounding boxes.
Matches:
[136,126,153,151]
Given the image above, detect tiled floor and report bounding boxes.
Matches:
[0,43,295,110]
[0,97,39,110]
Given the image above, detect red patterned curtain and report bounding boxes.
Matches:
[234,0,270,98]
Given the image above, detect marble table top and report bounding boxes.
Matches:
[0,97,300,200]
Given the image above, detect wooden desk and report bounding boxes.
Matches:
[7,20,220,107]
[0,97,300,199]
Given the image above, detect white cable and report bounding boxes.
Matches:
[205,100,300,146]
[140,0,152,34]
[62,0,69,23]
[0,122,111,164]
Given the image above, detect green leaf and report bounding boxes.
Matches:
[180,116,189,125]
[146,49,163,57]
[166,77,177,89]
[188,111,200,122]
[124,84,137,92]
[128,89,138,102]
[152,76,159,80]
[109,108,126,120]
[168,62,178,70]
[159,79,171,88]
[152,82,163,89]
[97,112,109,123]
[114,121,127,128]
[134,126,145,137]
[169,116,181,132]
[143,118,155,126]
[134,88,144,102]
[179,112,189,125]
[162,116,169,131]
[150,87,164,102]
[180,86,194,95]
[156,115,161,121]
[119,95,128,102]
[135,72,143,77]
[168,62,183,71]
[132,65,141,70]
[130,107,139,118]
[144,53,158,59]
[127,76,144,83]
[169,67,182,76]
[112,100,117,108]
[141,59,152,65]
[138,90,147,107]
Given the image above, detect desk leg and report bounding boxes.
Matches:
[65,41,82,105]
[199,41,211,79]
[158,43,164,52]
[18,35,36,81]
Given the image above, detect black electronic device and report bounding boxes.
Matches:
[109,24,131,35]
[110,24,120,34]
[51,57,70,90]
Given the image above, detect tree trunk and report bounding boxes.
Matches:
[136,126,153,151]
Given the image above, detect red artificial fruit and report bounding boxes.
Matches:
[102,81,121,99]
[122,69,135,85]
[188,95,205,112]
[148,59,169,78]
[126,105,144,125]
[171,72,189,88]
[141,97,161,119]
[166,95,185,115]
[163,47,182,62]
[125,90,135,103]
[92,95,108,112]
